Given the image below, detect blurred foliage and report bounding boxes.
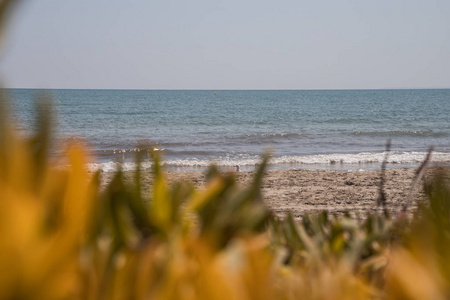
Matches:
[1,93,450,300]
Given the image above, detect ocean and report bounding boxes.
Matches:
[5,89,450,172]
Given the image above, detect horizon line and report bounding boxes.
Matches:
[2,87,450,91]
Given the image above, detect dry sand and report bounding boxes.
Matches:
[101,167,446,219]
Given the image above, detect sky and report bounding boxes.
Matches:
[0,0,449,90]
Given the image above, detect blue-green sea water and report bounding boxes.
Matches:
[5,89,450,171]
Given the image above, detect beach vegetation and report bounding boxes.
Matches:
[1,95,450,299]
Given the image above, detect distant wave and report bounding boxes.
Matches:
[92,133,311,150]
[351,130,448,137]
[250,133,305,138]
[322,117,377,124]
[87,151,450,172]
[221,133,309,145]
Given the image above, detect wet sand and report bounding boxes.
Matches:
[101,167,445,219]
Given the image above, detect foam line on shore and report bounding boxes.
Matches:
[86,151,450,173]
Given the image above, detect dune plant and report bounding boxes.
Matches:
[2,93,449,300]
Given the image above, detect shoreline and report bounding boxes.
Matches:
[88,151,450,173]
[100,167,447,219]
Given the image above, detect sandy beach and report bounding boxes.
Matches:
[100,167,446,219]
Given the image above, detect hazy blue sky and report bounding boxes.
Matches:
[1,0,449,89]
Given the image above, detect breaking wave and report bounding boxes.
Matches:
[87,151,450,172]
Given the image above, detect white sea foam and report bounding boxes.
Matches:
[87,161,153,173]
[86,151,450,173]
[273,151,450,165]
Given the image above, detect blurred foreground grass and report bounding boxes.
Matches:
[1,96,450,300]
